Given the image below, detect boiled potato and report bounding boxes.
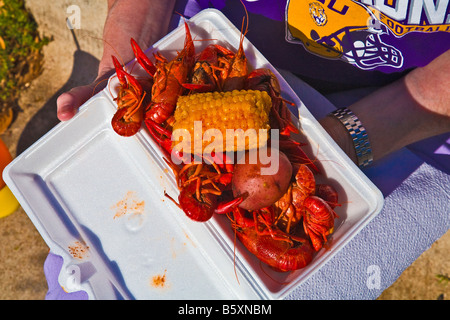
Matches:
[232,147,292,211]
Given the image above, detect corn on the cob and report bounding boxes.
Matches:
[172,89,272,153]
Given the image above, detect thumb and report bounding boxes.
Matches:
[56,84,97,121]
[56,72,112,121]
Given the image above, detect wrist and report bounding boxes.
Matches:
[319,114,358,165]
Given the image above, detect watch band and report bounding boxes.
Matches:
[330,107,373,168]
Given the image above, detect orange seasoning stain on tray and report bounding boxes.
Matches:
[151,269,168,288]
[68,241,89,260]
[111,191,145,219]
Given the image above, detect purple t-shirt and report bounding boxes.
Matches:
[174,0,450,92]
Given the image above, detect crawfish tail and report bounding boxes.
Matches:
[236,227,314,272]
[302,196,337,251]
[315,184,339,209]
[178,180,216,222]
[111,107,143,137]
[146,101,176,124]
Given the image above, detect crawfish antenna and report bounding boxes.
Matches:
[239,0,249,38]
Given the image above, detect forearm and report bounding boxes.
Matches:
[320,50,450,164]
[98,0,176,78]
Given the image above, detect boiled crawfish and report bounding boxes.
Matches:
[182,12,249,94]
[110,54,150,137]
[221,17,249,92]
[229,164,339,272]
[274,164,316,234]
[246,68,299,137]
[182,44,235,93]
[302,196,338,251]
[167,153,243,222]
[145,21,196,124]
[274,164,339,251]
[230,207,314,272]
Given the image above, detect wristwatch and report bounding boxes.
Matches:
[330,107,373,168]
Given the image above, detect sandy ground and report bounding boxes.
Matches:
[0,0,448,300]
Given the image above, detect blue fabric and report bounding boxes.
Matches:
[44,253,88,300]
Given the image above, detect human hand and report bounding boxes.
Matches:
[56,0,176,122]
[56,84,93,121]
[56,74,111,121]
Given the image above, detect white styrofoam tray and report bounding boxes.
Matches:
[3,9,383,300]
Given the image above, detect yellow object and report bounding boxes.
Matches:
[0,137,19,218]
[0,107,13,134]
[0,185,19,218]
[173,90,272,153]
